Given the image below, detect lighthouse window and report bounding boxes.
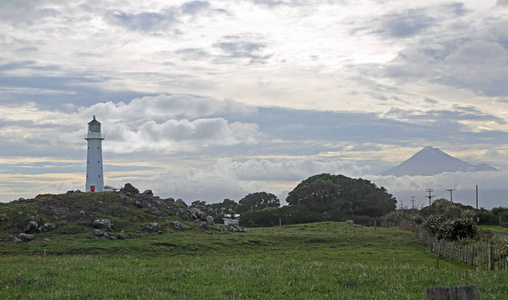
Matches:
[98,147,100,149]
[98,161,100,163]
[98,175,101,177]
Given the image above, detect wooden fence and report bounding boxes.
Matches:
[413,225,508,271]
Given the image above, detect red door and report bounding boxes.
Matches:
[90,186,95,192]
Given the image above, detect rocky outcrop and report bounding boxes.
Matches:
[229,225,247,232]
[93,219,112,231]
[93,229,107,237]
[39,223,56,233]
[11,233,35,243]
[189,208,214,226]
[24,220,56,234]
[171,221,190,230]
[176,199,187,207]
[25,220,39,234]
[213,225,247,232]
[146,222,160,233]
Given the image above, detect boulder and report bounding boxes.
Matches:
[189,208,207,221]
[38,223,56,233]
[17,233,35,242]
[171,221,190,230]
[93,229,105,237]
[134,200,144,208]
[206,215,215,225]
[142,190,153,196]
[146,222,160,233]
[176,199,187,207]
[229,225,247,232]
[25,220,39,234]
[198,221,208,230]
[117,233,126,240]
[93,219,112,231]
[11,236,23,243]
[345,220,355,226]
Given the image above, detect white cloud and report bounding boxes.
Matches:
[148,157,372,202]
[77,94,256,120]
[104,118,261,153]
[367,171,508,208]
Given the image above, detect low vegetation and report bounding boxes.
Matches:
[1,222,508,299]
[1,178,508,298]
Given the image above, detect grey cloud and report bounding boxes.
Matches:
[0,0,54,24]
[378,9,435,38]
[112,10,178,32]
[499,38,508,51]
[181,1,210,15]
[384,106,506,126]
[373,39,508,97]
[249,0,316,7]
[175,48,211,61]
[245,106,508,148]
[213,38,271,64]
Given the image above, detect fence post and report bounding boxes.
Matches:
[489,245,494,270]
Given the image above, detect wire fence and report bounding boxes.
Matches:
[386,221,508,271]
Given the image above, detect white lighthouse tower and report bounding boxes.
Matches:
[85,116,105,192]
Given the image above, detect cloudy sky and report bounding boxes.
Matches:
[1,0,507,208]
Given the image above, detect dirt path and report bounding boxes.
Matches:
[493,231,508,237]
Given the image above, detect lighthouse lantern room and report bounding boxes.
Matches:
[85,115,105,192]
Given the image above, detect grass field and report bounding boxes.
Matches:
[481,225,508,234]
[1,222,507,299]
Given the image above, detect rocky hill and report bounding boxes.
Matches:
[0,184,244,243]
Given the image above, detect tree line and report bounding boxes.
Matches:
[190,173,397,227]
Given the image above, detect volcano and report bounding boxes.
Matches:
[381,146,497,176]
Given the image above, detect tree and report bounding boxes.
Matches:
[286,173,396,218]
[238,192,280,213]
[189,200,210,214]
[207,199,239,216]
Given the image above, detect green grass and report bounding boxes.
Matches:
[480,225,508,234]
[1,222,507,299]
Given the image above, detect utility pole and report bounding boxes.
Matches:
[410,196,416,210]
[426,189,435,206]
[446,189,455,203]
[476,185,479,209]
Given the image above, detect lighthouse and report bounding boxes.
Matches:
[85,116,105,192]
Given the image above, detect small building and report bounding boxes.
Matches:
[223,214,240,226]
[104,186,118,192]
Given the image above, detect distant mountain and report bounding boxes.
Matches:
[381,146,497,176]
